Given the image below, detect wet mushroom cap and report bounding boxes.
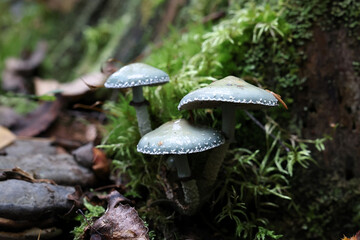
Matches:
[137,119,225,155]
[104,63,169,88]
[178,76,278,110]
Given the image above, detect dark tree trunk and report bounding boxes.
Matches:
[296,26,360,179]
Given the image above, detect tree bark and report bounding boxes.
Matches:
[295,26,360,178]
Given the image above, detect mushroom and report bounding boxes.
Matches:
[177,76,280,192]
[137,119,225,215]
[105,63,169,136]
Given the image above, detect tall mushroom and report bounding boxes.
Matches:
[137,119,225,215]
[178,76,279,192]
[105,63,169,136]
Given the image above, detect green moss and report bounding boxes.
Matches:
[0,94,38,114]
[71,199,105,240]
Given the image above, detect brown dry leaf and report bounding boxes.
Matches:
[47,113,99,150]
[92,147,110,178]
[0,167,56,184]
[0,126,16,150]
[13,97,62,137]
[265,89,288,110]
[87,191,148,240]
[34,72,106,97]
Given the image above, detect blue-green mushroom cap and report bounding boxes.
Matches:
[137,119,225,155]
[178,76,278,110]
[104,63,169,88]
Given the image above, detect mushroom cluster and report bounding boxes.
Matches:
[105,63,283,215]
[179,76,279,192]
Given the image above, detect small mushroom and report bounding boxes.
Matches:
[178,76,278,140]
[178,76,280,192]
[105,63,169,136]
[137,119,225,215]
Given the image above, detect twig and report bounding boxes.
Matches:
[76,209,104,236]
[244,110,289,152]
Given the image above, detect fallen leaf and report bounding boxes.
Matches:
[13,96,62,137]
[0,167,56,184]
[85,191,149,240]
[0,126,16,150]
[266,89,288,110]
[34,72,106,97]
[92,147,110,179]
[46,113,100,150]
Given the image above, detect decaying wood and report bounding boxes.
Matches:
[0,179,74,220]
[0,154,96,186]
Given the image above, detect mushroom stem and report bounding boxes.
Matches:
[168,155,199,215]
[221,104,236,141]
[200,141,230,195]
[132,86,152,136]
[171,155,191,179]
[200,105,235,194]
[180,179,199,215]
